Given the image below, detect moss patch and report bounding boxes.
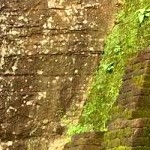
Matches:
[67,0,150,135]
[112,146,132,150]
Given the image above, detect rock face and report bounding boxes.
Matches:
[0,0,116,149]
[104,47,150,149]
[63,132,104,150]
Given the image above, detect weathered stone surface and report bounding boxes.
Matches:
[63,132,104,150]
[104,47,150,149]
[0,0,116,149]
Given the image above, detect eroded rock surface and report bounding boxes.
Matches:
[0,0,116,149]
[63,132,104,150]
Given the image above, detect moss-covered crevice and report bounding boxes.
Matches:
[67,0,150,135]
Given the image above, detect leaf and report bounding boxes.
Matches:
[146,8,150,12]
[138,8,150,24]
[103,62,115,73]
[114,46,121,54]
[145,12,150,17]
[106,65,114,73]
[138,13,145,23]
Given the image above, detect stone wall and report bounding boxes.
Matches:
[104,47,150,149]
[63,47,150,150]
[63,132,104,150]
[0,0,116,149]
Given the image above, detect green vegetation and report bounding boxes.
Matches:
[67,0,150,135]
[138,7,150,24]
[112,146,132,150]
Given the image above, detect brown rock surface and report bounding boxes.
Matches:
[0,0,116,149]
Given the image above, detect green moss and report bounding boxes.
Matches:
[133,109,150,118]
[112,146,132,150]
[133,75,145,87]
[68,0,150,135]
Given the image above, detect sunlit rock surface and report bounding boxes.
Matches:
[0,0,116,149]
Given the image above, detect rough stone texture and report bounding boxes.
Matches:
[63,132,104,150]
[0,0,116,149]
[65,48,150,150]
[104,47,150,149]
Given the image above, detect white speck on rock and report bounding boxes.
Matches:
[26,101,34,106]
[68,77,73,82]
[7,141,13,146]
[74,70,78,74]
[37,70,43,75]
[43,119,49,124]
[37,92,47,100]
